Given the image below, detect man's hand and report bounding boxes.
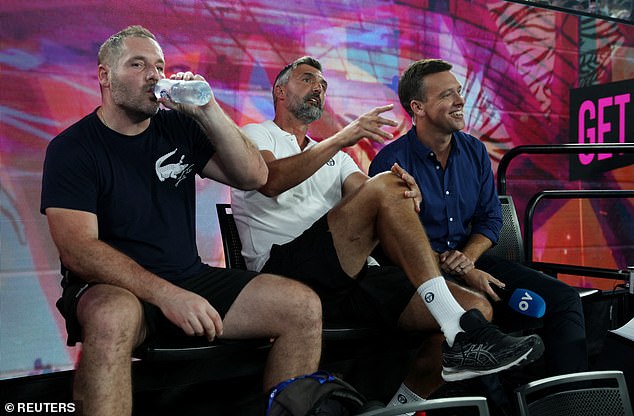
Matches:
[461,268,504,302]
[391,163,422,213]
[158,286,223,341]
[439,249,475,276]
[157,71,215,117]
[334,104,398,148]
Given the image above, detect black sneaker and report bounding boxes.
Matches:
[441,309,544,382]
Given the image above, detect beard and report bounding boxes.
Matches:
[289,93,323,124]
[110,73,160,120]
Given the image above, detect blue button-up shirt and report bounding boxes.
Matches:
[369,127,502,253]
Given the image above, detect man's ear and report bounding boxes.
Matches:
[274,84,285,100]
[98,64,110,88]
[410,99,425,117]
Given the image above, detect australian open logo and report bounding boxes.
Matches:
[326,158,335,166]
[424,292,434,303]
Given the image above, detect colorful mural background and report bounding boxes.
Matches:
[1,0,633,378]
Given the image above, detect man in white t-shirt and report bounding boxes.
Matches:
[231,56,544,410]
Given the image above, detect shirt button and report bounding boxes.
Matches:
[445,190,450,195]
[449,217,454,222]
[435,165,440,170]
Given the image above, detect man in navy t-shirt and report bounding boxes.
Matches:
[40,26,322,416]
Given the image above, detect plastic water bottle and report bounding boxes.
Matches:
[154,79,212,106]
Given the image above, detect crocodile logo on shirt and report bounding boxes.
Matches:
[155,148,192,185]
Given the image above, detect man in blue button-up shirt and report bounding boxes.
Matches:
[370,58,587,381]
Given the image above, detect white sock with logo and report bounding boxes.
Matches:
[416,276,466,347]
[387,383,424,414]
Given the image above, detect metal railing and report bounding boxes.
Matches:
[524,189,634,290]
[497,143,634,195]
[497,144,634,290]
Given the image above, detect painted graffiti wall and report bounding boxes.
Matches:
[1,0,632,378]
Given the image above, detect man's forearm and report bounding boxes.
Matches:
[61,239,175,307]
[260,138,342,196]
[462,233,493,263]
[198,102,268,189]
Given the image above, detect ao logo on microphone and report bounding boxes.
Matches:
[517,291,533,312]
[508,288,546,318]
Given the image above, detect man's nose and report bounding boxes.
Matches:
[312,81,323,92]
[147,66,161,80]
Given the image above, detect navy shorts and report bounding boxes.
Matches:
[262,214,416,328]
[55,264,258,346]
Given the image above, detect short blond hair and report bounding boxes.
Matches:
[97,25,158,66]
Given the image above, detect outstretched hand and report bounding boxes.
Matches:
[334,104,398,148]
[459,268,504,302]
[391,163,422,213]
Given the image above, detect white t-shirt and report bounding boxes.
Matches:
[231,120,362,271]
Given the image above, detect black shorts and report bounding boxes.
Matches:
[55,265,258,346]
[262,214,415,328]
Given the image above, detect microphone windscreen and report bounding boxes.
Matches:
[507,288,546,318]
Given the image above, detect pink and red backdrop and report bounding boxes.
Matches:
[1,0,632,378]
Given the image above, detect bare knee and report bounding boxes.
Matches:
[77,285,145,351]
[365,172,408,203]
[248,275,323,338]
[282,281,323,335]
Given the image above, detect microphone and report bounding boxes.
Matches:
[490,284,546,318]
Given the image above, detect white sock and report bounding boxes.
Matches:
[416,276,466,347]
[388,383,425,407]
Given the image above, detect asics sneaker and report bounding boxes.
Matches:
[442,309,544,381]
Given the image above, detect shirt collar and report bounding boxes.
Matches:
[406,127,462,161]
[265,120,316,149]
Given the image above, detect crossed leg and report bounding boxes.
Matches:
[328,171,493,398]
[328,170,445,286]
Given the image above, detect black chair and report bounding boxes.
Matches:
[485,195,525,263]
[356,396,491,416]
[216,203,247,270]
[514,370,633,416]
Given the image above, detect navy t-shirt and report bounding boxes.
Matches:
[41,109,215,282]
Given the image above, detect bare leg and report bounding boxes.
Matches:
[221,274,322,391]
[330,171,470,348]
[328,171,440,284]
[74,285,146,416]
